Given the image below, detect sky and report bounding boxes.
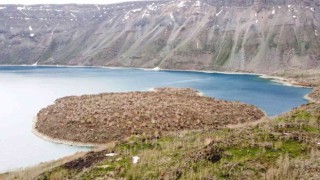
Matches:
[0,0,140,5]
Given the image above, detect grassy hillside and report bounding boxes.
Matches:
[30,101,320,180]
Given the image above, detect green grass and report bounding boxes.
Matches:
[81,167,115,180]
[115,140,162,154]
[302,126,320,133]
[280,141,304,158]
[37,167,73,180]
[294,110,312,120]
[36,103,320,179]
[225,147,263,161]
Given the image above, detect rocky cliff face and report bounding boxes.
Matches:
[0,0,320,73]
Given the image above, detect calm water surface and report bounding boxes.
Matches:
[0,66,311,172]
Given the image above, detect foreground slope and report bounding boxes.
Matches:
[9,92,318,180]
[2,88,319,179]
[0,0,320,73]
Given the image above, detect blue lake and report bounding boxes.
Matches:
[0,66,311,172]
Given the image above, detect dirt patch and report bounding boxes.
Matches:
[62,150,111,171]
[35,88,264,144]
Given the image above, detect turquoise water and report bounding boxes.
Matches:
[0,66,311,172]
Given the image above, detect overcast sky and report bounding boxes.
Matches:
[0,0,140,5]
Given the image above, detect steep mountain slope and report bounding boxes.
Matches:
[0,0,319,73]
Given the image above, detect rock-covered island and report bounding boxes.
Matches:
[34,88,265,145]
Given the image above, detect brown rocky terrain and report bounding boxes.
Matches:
[309,86,320,102]
[273,69,320,87]
[0,0,319,73]
[35,88,264,144]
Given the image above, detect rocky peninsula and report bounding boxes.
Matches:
[34,88,264,144]
[309,87,320,103]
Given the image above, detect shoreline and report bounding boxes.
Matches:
[2,63,315,109]
[304,94,319,104]
[3,64,316,103]
[258,74,309,88]
[7,64,317,147]
[0,65,319,179]
[304,94,316,103]
[0,64,311,88]
[149,87,204,96]
[32,116,101,147]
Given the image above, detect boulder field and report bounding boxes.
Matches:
[35,88,265,144]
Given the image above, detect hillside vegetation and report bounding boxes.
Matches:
[2,87,316,180]
[32,100,320,180]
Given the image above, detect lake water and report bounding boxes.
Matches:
[0,66,311,172]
